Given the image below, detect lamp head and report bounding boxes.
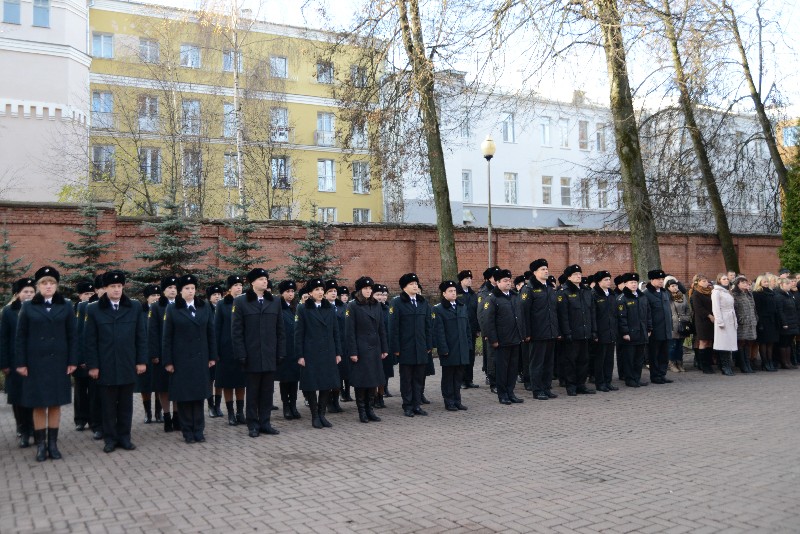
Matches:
[481,135,496,161]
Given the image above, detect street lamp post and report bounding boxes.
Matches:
[481,135,496,268]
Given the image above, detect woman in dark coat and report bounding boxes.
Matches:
[205,283,224,418]
[136,284,160,423]
[276,279,302,420]
[753,274,781,371]
[149,275,180,432]
[336,284,353,403]
[1,277,36,448]
[295,279,343,429]
[373,283,394,408]
[162,274,217,444]
[215,275,246,425]
[774,277,799,369]
[15,267,78,461]
[345,276,388,423]
[689,274,715,373]
[324,279,346,413]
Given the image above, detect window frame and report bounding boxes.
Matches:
[462,170,472,203]
[181,99,201,136]
[316,61,334,84]
[270,156,290,190]
[578,120,589,150]
[179,44,201,69]
[92,33,114,59]
[317,207,337,223]
[504,172,518,205]
[560,177,571,206]
[91,145,115,181]
[270,56,288,79]
[3,0,21,24]
[558,118,570,148]
[352,161,370,194]
[223,48,243,73]
[317,159,336,192]
[139,38,159,64]
[91,91,113,129]
[32,0,49,27]
[352,208,371,223]
[501,112,515,143]
[182,150,202,187]
[542,176,553,205]
[138,95,158,132]
[138,147,161,184]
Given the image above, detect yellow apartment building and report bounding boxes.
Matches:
[88,0,380,222]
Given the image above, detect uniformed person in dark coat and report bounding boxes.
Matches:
[613,274,626,379]
[325,279,347,412]
[339,286,350,305]
[215,275,247,425]
[456,270,480,389]
[276,279,302,421]
[232,268,285,438]
[205,283,224,418]
[77,277,106,439]
[136,284,160,424]
[644,269,674,384]
[15,267,78,461]
[476,267,500,392]
[616,273,652,387]
[149,275,179,432]
[71,280,95,432]
[85,270,148,453]
[520,259,560,401]
[590,271,618,392]
[0,277,36,448]
[556,265,596,396]
[433,280,471,411]
[295,279,343,429]
[484,269,527,405]
[345,276,388,423]
[163,274,217,444]
[337,283,354,402]
[390,273,434,417]
[371,283,392,408]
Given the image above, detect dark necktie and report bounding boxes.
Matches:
[411,298,416,307]
[258,298,264,307]
[113,303,119,311]
[188,304,195,316]
[452,302,456,310]
[45,300,52,312]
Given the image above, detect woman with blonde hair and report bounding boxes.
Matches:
[753,274,780,371]
[689,274,715,373]
[711,273,737,376]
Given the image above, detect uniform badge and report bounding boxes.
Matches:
[148,310,152,318]
[557,295,563,302]
[521,293,527,300]
[431,312,436,319]
[484,302,489,310]
[295,315,299,322]
[478,296,482,303]
[345,310,350,317]
[618,304,624,310]
[163,313,167,320]
[232,306,235,313]
[389,307,393,314]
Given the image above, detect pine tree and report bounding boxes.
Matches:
[779,146,800,271]
[53,203,118,288]
[0,226,32,303]
[209,206,270,279]
[285,208,342,282]
[134,199,211,289]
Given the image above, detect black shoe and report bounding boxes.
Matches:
[403,409,415,417]
[236,412,247,424]
[271,405,278,411]
[312,414,323,429]
[283,404,293,420]
[461,384,469,390]
[208,408,220,418]
[103,442,116,453]
[420,394,430,405]
[163,413,173,433]
[535,392,549,400]
[456,403,468,411]
[566,387,577,396]
[75,423,86,431]
[625,380,640,388]
[260,425,280,435]
[524,383,532,391]
[466,383,480,389]
[34,429,47,462]
[195,435,206,443]
[490,386,498,394]
[329,397,344,413]
[289,404,302,419]
[18,432,31,448]
[412,407,428,416]
[92,430,103,440]
[546,391,558,399]
[119,441,136,451]
[184,436,196,444]
[248,428,259,438]
[143,413,152,424]
[509,395,524,403]
[154,411,163,423]
[638,380,649,387]
[596,385,610,392]
[384,388,393,398]
[576,387,596,395]
[651,378,666,384]
[499,398,512,405]
[228,412,238,426]
[445,404,459,411]
[607,384,619,391]
[663,378,673,383]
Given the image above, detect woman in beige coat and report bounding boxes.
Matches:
[711,273,737,376]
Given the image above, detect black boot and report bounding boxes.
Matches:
[143,399,153,424]
[226,401,238,426]
[375,394,385,409]
[328,393,343,413]
[283,402,293,420]
[318,391,332,428]
[365,390,382,422]
[721,352,735,376]
[154,397,163,423]
[341,380,353,402]
[163,412,173,433]
[236,400,246,424]
[213,395,224,417]
[207,396,218,418]
[47,428,62,460]
[289,388,301,419]
[355,388,369,423]
[307,393,322,429]
[692,347,700,369]
[700,349,715,374]
[34,429,47,462]
[172,412,181,431]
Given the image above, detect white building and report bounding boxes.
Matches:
[0,0,90,201]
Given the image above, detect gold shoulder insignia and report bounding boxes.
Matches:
[478,296,482,303]
[148,310,152,318]
[431,312,436,319]
[557,295,563,302]
[295,315,299,322]
[389,307,394,314]
[231,306,235,313]
[163,312,167,321]
[345,309,350,317]
[484,302,490,310]
[521,293,528,300]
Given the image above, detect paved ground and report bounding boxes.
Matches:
[2,362,800,533]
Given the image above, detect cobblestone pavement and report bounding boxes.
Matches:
[2,363,800,533]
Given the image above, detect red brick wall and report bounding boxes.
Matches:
[0,202,783,290]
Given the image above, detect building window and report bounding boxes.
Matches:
[542,176,552,205]
[269,107,289,142]
[317,61,333,84]
[3,0,20,24]
[596,124,606,152]
[560,177,571,206]
[223,153,239,188]
[180,44,201,68]
[501,112,515,143]
[223,49,242,72]
[270,56,288,78]
[183,150,202,186]
[598,179,608,209]
[580,179,590,208]
[695,178,706,209]
[271,157,290,189]
[316,112,335,146]
[223,102,235,138]
[318,159,335,192]
[351,65,367,88]
[578,120,589,150]
[32,0,48,27]
[353,208,371,223]
[353,161,370,194]
[504,172,518,205]
[462,170,472,202]
[91,91,113,129]
[138,95,158,132]
[317,207,336,222]
[187,203,201,218]
[139,38,159,63]
[224,204,241,219]
[351,122,367,149]
[139,147,161,184]
[91,146,114,181]
[92,33,114,59]
[559,118,569,148]
[540,117,551,146]
[271,205,292,220]
[182,99,200,135]
[784,126,800,147]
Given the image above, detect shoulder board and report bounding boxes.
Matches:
[568,294,577,298]
[477,296,482,303]
[597,298,605,303]
[163,312,167,320]
[627,301,635,306]
[533,289,542,293]
[431,312,436,319]
[231,305,235,313]
[148,310,152,318]
[295,315,299,322]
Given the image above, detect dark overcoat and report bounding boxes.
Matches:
[148,296,172,392]
[457,285,480,338]
[345,294,387,388]
[295,299,342,391]
[388,292,433,365]
[753,288,780,343]
[0,301,23,404]
[15,293,77,407]
[276,298,301,382]
[84,293,148,386]
[485,287,526,347]
[73,300,89,379]
[336,299,352,380]
[231,290,285,373]
[557,281,596,341]
[775,290,800,336]
[690,289,714,342]
[592,286,618,344]
[379,301,396,377]
[644,284,674,341]
[432,299,471,367]
[616,288,652,345]
[162,296,217,402]
[135,301,153,393]
[520,277,560,341]
[214,295,246,389]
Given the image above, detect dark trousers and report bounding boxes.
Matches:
[562,340,589,389]
[530,340,555,395]
[99,383,134,446]
[462,338,477,385]
[440,366,463,406]
[89,379,103,432]
[245,371,274,429]
[591,342,616,387]
[520,343,531,384]
[177,400,205,439]
[73,375,92,425]
[616,342,627,380]
[648,339,670,380]
[13,405,33,435]
[485,340,496,385]
[620,344,646,382]
[494,344,520,400]
[399,363,426,410]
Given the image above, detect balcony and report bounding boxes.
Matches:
[315,130,336,147]
[271,127,294,144]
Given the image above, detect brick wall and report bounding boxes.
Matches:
[0,201,783,290]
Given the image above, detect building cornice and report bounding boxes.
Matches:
[0,37,91,67]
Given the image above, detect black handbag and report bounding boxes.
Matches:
[679,319,694,337]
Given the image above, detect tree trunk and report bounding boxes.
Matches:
[397,0,459,280]
[596,0,662,276]
[661,0,739,272]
